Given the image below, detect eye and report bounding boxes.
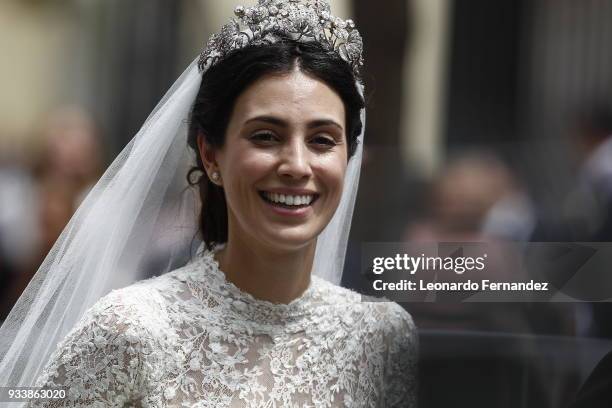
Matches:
[249,131,279,144]
[310,134,338,149]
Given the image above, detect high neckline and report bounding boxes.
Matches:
[186,245,322,327]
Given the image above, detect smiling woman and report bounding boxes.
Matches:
[0,1,417,407]
[188,39,362,304]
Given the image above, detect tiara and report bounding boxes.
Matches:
[198,0,363,76]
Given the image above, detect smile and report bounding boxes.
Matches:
[259,191,319,209]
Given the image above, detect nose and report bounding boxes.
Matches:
[277,138,312,180]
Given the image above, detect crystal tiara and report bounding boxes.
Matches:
[197,0,363,76]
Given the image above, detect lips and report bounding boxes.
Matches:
[258,190,320,209]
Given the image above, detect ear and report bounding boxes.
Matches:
[197,132,223,186]
[197,132,221,184]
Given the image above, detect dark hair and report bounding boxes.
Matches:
[187,38,365,248]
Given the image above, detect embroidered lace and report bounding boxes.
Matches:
[31,248,416,407]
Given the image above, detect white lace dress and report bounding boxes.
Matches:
[32,249,417,407]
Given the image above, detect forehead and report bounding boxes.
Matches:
[230,70,346,125]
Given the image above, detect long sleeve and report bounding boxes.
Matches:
[29,291,154,408]
[383,304,418,408]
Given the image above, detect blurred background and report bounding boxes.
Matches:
[1,0,612,406]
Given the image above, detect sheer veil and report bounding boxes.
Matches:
[0,54,365,388]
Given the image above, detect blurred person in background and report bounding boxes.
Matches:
[568,104,612,340]
[404,151,578,408]
[33,106,103,203]
[401,151,563,334]
[405,151,535,244]
[530,103,612,339]
[32,106,103,260]
[0,106,103,320]
[0,156,38,322]
[533,103,612,244]
[567,104,612,243]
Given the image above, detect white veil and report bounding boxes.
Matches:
[0,55,364,388]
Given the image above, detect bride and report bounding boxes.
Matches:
[1,0,416,406]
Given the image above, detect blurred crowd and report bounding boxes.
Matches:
[342,102,612,341]
[406,103,612,247]
[406,108,612,338]
[0,106,103,320]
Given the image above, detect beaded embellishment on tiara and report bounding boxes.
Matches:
[198,0,363,75]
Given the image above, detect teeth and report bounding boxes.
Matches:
[263,192,314,206]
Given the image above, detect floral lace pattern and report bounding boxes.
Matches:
[32,249,417,407]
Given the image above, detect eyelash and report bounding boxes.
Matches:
[249,132,338,148]
[249,131,278,143]
[311,136,337,147]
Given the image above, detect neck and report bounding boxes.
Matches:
[215,234,316,305]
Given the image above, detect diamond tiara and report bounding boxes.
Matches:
[198,0,363,76]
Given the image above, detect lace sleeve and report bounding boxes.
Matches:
[383,304,418,408]
[28,290,155,408]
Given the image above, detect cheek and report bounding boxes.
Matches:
[239,151,277,182]
[316,156,347,199]
[222,148,276,194]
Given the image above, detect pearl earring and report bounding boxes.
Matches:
[211,171,220,182]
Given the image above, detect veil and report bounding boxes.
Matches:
[0,56,365,388]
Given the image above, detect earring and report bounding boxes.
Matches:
[211,171,220,182]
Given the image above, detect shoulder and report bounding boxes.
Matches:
[364,301,417,353]
[375,301,416,336]
[376,302,417,354]
[98,259,201,310]
[67,263,196,343]
[311,276,364,304]
[314,277,417,342]
[89,276,168,322]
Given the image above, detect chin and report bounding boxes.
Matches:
[259,226,321,252]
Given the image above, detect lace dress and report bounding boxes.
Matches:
[32,249,417,407]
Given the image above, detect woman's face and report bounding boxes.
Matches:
[203,69,348,252]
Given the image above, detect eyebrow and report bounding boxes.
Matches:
[244,115,344,131]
